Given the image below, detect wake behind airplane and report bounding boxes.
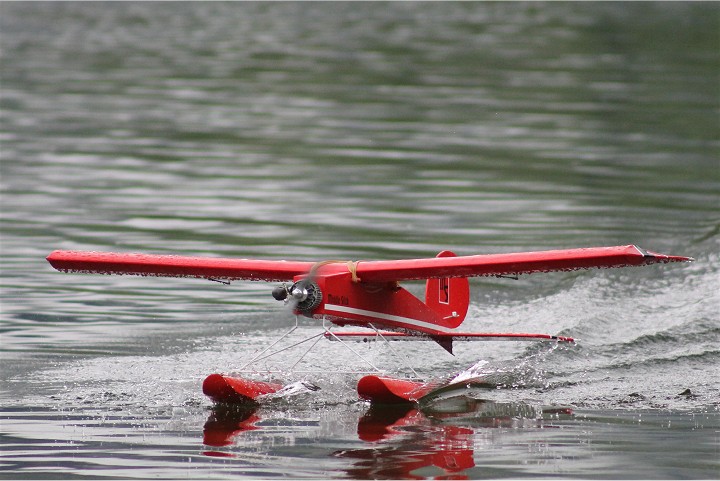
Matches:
[46,244,691,405]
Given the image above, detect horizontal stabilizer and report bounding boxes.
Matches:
[325,331,575,343]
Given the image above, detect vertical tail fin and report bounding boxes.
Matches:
[424,251,470,331]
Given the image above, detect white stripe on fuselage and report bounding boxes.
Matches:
[323,304,455,334]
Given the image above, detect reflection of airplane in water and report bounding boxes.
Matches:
[340,404,476,479]
[202,392,573,478]
[202,405,262,457]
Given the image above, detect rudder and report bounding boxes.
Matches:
[424,250,470,330]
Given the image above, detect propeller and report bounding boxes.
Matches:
[271,259,356,315]
[271,275,323,315]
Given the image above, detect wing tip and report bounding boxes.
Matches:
[636,245,694,264]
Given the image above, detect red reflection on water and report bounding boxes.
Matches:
[201,405,260,456]
[200,395,573,476]
[338,404,475,479]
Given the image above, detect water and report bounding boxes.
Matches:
[1,2,718,479]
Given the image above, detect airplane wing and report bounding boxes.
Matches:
[46,250,314,282]
[47,244,691,283]
[351,245,691,283]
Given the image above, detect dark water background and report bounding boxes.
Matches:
[1,2,718,479]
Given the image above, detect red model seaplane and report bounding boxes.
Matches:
[46,245,691,405]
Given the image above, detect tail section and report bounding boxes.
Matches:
[424,251,470,330]
[425,251,471,355]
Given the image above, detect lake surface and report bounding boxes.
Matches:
[1,2,718,479]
